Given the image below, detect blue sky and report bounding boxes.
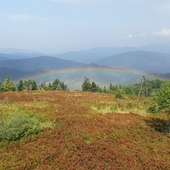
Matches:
[0,0,170,53]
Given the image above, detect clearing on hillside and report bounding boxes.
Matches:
[0,91,170,169]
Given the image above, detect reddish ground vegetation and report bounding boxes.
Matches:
[0,91,170,169]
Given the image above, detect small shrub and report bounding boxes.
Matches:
[115,89,125,99]
[0,113,42,142]
[147,104,159,114]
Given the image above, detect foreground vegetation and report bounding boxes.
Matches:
[0,91,170,169]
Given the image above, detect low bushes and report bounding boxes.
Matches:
[0,112,42,142]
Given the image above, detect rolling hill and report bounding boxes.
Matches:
[55,43,170,64]
[0,53,12,60]
[0,67,34,81]
[55,47,138,64]
[0,56,84,71]
[0,52,44,60]
[141,42,170,54]
[17,64,164,90]
[0,48,170,89]
[95,51,170,73]
[0,48,39,54]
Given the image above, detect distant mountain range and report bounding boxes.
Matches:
[0,53,43,60]
[55,43,170,64]
[0,44,170,89]
[55,47,137,64]
[0,56,84,71]
[95,51,170,73]
[0,48,39,54]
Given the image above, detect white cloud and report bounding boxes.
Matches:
[153,27,170,37]
[128,34,133,38]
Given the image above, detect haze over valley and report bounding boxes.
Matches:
[0,0,170,89]
[0,44,170,89]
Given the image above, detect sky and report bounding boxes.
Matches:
[0,0,170,53]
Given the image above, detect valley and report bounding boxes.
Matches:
[0,46,170,90]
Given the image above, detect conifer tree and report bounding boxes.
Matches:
[3,76,16,91]
[23,80,30,90]
[103,86,107,93]
[82,77,91,91]
[17,80,24,91]
[52,79,61,90]
[91,82,98,92]
[31,80,38,90]
[39,82,48,90]
[60,82,67,91]
[48,83,53,91]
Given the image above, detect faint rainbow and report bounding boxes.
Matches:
[15,65,170,82]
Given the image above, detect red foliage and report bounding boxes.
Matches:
[0,91,170,169]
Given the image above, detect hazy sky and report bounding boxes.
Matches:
[0,0,170,53]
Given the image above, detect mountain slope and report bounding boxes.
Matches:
[27,64,159,90]
[0,67,34,81]
[0,53,44,60]
[141,42,170,54]
[96,51,170,73]
[0,51,169,89]
[0,56,84,71]
[55,43,170,64]
[56,47,137,64]
[0,53,12,60]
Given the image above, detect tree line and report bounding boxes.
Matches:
[1,76,169,132]
[0,76,68,92]
[0,76,167,94]
[81,77,166,96]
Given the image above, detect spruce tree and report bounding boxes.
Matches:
[17,80,24,91]
[82,77,91,91]
[3,76,16,92]
[52,79,60,90]
[91,82,98,92]
[31,80,38,90]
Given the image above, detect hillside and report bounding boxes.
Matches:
[55,47,137,64]
[0,64,168,90]
[0,49,170,89]
[0,91,170,169]
[0,48,39,54]
[141,42,170,54]
[0,52,43,60]
[0,53,43,59]
[0,67,35,82]
[0,53,12,60]
[0,56,84,71]
[96,51,170,73]
[55,43,170,64]
[24,64,149,90]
